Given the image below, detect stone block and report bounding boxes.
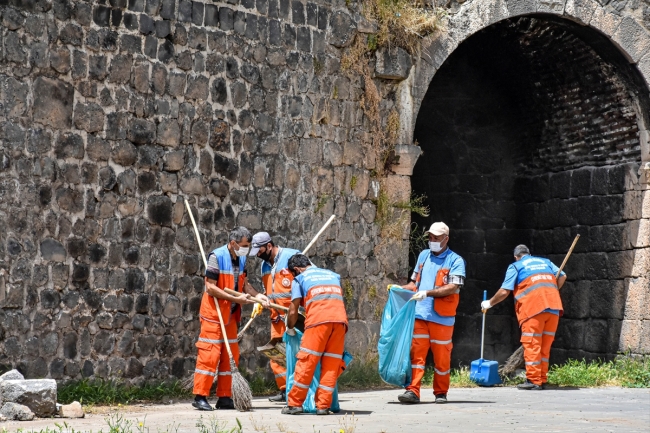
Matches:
[33,77,74,129]
[0,370,24,381]
[375,47,412,80]
[41,238,66,262]
[59,401,84,418]
[0,379,57,416]
[157,120,180,147]
[147,195,173,226]
[73,103,105,133]
[584,318,609,353]
[186,75,209,100]
[328,11,356,48]
[0,402,34,421]
[589,279,626,320]
[113,140,138,166]
[128,118,156,144]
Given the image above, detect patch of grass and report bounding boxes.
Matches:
[196,415,242,433]
[548,357,650,388]
[362,0,446,54]
[368,285,377,300]
[421,366,478,388]
[312,56,324,74]
[343,279,354,304]
[374,190,430,240]
[57,379,191,406]
[314,193,330,214]
[349,175,358,191]
[244,369,278,396]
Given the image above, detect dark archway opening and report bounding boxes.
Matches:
[411,14,648,367]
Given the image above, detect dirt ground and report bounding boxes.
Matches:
[2,387,649,432]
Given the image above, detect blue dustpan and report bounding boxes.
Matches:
[470,290,502,387]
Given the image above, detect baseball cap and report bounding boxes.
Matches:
[425,222,449,236]
[249,232,272,256]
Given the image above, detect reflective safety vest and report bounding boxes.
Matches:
[261,247,300,323]
[294,267,348,329]
[415,251,461,317]
[199,244,247,325]
[512,256,563,325]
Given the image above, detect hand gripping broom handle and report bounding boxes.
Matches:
[184,199,234,360]
[556,234,580,279]
[481,290,487,360]
[223,288,288,311]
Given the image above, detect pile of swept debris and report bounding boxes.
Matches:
[0,370,83,422]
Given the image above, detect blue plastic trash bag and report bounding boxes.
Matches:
[284,329,353,413]
[378,286,416,387]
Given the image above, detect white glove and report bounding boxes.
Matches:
[412,292,427,302]
[286,327,296,336]
[481,300,492,311]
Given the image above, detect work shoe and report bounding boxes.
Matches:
[192,396,213,411]
[434,394,448,404]
[397,390,420,404]
[281,406,304,415]
[316,408,332,415]
[215,397,235,409]
[541,382,548,390]
[269,390,286,403]
[517,380,542,390]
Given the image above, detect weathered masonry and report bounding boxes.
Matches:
[0,0,648,384]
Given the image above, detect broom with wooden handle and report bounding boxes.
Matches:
[184,199,253,412]
[500,234,581,377]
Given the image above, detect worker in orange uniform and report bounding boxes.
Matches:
[192,227,270,411]
[248,231,301,403]
[481,244,566,390]
[397,222,466,404]
[281,254,348,415]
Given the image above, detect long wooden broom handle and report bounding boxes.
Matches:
[302,214,336,255]
[184,199,234,360]
[556,234,580,279]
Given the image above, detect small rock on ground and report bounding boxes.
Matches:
[0,379,57,417]
[59,401,84,418]
[0,402,35,421]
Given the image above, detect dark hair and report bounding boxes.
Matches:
[229,226,252,243]
[288,254,311,272]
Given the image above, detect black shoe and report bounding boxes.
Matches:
[192,396,213,411]
[517,379,542,390]
[434,394,448,404]
[316,408,332,415]
[281,406,303,415]
[541,382,548,390]
[269,390,286,403]
[397,390,420,404]
[215,397,235,409]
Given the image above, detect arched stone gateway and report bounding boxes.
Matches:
[400,0,649,364]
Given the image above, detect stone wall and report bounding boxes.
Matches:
[411,12,650,365]
[0,0,404,382]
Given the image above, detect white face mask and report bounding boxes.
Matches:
[235,246,250,257]
[429,241,443,253]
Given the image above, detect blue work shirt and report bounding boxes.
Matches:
[411,248,466,326]
[500,255,565,316]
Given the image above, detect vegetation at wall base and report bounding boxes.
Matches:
[57,379,192,406]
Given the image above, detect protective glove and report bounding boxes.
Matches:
[481,300,492,312]
[286,327,296,336]
[251,303,263,318]
[387,284,401,291]
[412,291,427,302]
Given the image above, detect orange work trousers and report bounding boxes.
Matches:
[520,311,559,385]
[407,319,454,397]
[193,319,240,397]
[287,322,346,410]
[270,320,287,390]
